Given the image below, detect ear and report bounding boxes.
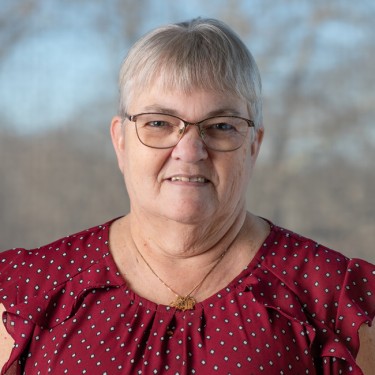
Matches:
[251,125,264,159]
[110,116,126,173]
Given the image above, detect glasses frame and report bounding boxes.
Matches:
[124,112,255,152]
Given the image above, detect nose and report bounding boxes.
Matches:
[171,124,208,162]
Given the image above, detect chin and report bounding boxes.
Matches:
[161,204,214,224]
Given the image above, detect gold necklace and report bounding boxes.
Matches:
[135,244,229,311]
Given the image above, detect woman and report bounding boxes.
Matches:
[1,18,374,374]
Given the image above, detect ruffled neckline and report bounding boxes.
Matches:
[100,217,276,314]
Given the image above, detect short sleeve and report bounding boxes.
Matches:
[0,248,25,309]
[312,257,375,375]
[255,226,375,374]
[0,248,29,374]
[336,258,375,356]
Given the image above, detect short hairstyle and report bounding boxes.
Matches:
[118,18,263,129]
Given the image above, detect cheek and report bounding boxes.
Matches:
[214,150,249,194]
[123,145,170,187]
[123,154,151,204]
[230,147,253,191]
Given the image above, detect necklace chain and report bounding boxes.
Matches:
[135,244,229,311]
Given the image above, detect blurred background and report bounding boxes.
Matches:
[0,0,374,262]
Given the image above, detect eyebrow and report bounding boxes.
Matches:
[140,105,243,118]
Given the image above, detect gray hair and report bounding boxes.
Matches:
[118,18,263,129]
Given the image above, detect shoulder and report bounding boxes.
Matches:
[263,222,375,289]
[1,219,113,261]
[0,220,115,306]
[260,223,351,277]
[260,223,375,324]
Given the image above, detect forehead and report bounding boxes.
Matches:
[127,79,248,118]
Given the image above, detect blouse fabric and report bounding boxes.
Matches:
[0,219,374,375]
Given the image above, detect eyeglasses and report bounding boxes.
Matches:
[124,112,254,152]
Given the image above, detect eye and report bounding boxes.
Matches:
[145,120,170,128]
[210,122,236,131]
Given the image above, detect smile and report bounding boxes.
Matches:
[170,176,208,183]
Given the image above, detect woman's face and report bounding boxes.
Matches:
[111,84,263,226]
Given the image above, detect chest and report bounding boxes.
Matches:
[21,290,318,374]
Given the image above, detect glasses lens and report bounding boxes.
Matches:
[134,113,182,148]
[200,116,249,151]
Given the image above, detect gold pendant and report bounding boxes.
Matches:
[169,295,196,311]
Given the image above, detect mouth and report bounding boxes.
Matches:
[168,176,209,183]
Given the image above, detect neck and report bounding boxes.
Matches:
[126,208,250,307]
[109,208,268,307]
[129,205,247,261]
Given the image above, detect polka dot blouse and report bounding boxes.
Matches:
[1,219,374,374]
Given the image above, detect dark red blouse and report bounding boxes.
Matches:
[1,219,374,374]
